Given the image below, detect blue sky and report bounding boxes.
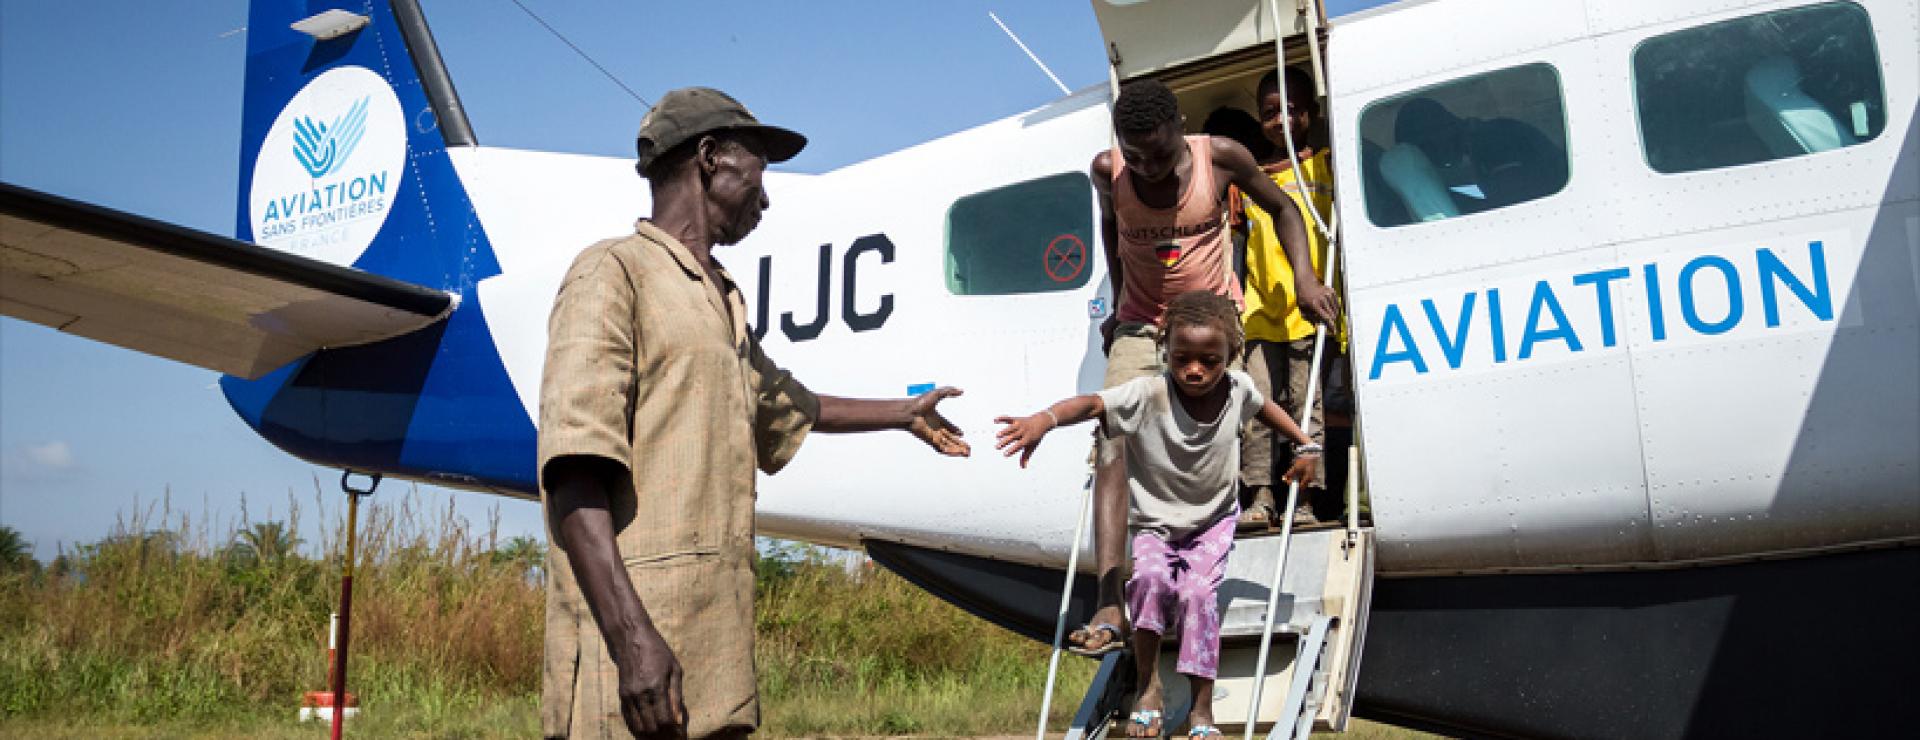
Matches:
[0,0,1392,559]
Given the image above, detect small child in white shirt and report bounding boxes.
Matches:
[994,290,1320,738]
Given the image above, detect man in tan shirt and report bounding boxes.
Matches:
[538,87,970,740]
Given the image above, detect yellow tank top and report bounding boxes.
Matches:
[1242,150,1340,344]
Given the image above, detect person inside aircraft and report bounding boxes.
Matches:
[995,290,1322,739]
[1202,106,1273,163]
[1390,96,1566,214]
[1360,138,1414,226]
[1070,78,1336,659]
[1200,105,1269,286]
[1238,67,1341,530]
[537,87,970,740]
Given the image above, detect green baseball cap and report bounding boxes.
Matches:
[636,87,807,172]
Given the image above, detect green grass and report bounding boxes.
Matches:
[0,493,1436,738]
[0,491,1095,737]
[753,543,1094,736]
[0,712,1429,739]
[0,490,539,728]
[0,700,539,740]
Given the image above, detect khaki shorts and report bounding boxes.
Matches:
[1240,337,1325,489]
[1095,323,1163,463]
[1104,323,1165,388]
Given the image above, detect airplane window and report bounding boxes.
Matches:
[945,172,1096,295]
[1358,64,1569,228]
[1633,2,1884,174]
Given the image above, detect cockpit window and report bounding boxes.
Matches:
[1358,63,1570,228]
[1632,2,1884,175]
[944,172,1095,295]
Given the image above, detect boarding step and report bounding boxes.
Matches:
[1065,527,1374,740]
[1219,527,1368,641]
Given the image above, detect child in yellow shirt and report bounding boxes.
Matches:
[1239,67,1342,529]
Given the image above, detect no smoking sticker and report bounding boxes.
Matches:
[1044,234,1087,283]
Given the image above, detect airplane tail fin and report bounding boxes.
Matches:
[235,0,498,292]
[223,1,534,493]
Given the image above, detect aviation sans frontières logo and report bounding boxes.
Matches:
[292,96,369,179]
[249,65,404,267]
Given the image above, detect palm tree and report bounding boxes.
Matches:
[491,535,545,582]
[233,521,302,565]
[0,526,33,573]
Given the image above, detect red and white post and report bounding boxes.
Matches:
[300,612,359,723]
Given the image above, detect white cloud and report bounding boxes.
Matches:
[25,441,73,469]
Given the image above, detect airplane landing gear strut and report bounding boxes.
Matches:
[331,470,380,740]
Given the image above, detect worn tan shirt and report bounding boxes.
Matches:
[537,221,818,739]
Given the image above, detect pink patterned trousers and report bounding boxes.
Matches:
[1126,510,1235,679]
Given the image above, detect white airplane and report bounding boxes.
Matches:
[2,0,1914,737]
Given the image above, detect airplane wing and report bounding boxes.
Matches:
[0,182,452,379]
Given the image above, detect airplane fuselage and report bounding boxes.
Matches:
[222,0,1918,583]
[5,0,1907,736]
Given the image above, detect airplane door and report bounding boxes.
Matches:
[1090,0,1313,81]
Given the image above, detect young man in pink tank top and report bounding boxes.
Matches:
[1069,80,1338,719]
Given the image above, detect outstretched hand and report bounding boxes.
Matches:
[993,413,1057,468]
[906,387,970,457]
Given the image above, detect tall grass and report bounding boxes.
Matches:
[755,544,1091,736]
[0,488,1091,737]
[0,487,543,734]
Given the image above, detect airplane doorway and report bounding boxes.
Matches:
[1149,40,1364,532]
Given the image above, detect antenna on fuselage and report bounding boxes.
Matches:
[988,11,1073,97]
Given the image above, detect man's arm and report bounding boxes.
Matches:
[1092,151,1123,352]
[1213,138,1340,324]
[538,248,687,738]
[546,456,687,739]
[815,387,970,456]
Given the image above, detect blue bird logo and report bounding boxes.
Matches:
[291,96,370,179]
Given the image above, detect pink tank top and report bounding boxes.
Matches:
[1112,135,1241,325]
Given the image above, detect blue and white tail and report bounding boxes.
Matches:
[234,0,499,292]
[224,1,537,495]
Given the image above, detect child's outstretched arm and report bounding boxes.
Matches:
[993,394,1106,468]
[1255,399,1324,486]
